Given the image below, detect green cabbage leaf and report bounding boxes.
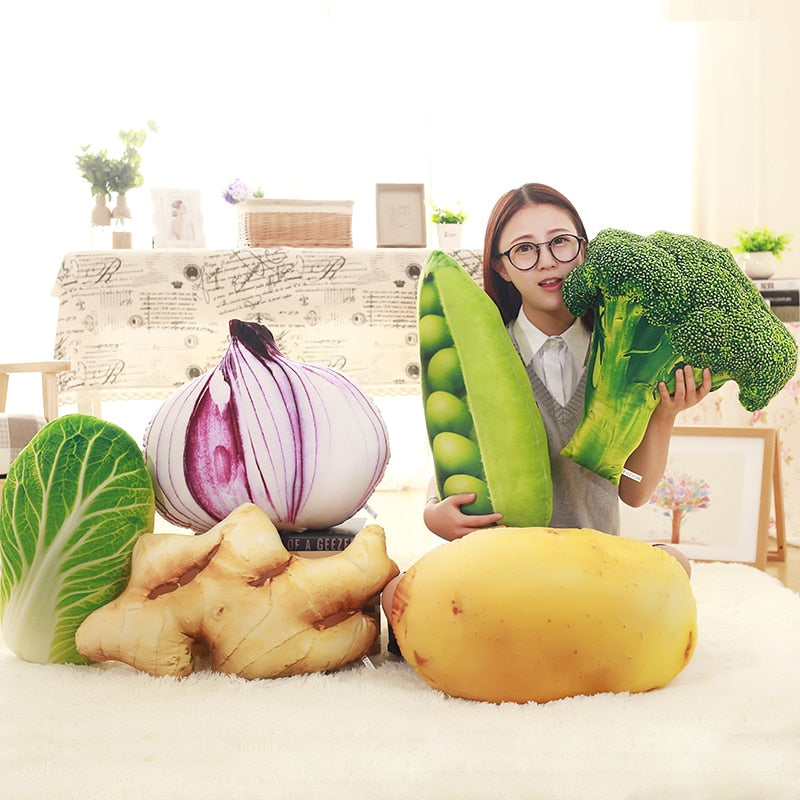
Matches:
[0,414,154,664]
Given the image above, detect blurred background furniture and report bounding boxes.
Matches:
[673,324,800,549]
[0,361,70,485]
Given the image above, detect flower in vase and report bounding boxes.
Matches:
[223,179,251,205]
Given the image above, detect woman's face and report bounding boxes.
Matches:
[494,202,583,333]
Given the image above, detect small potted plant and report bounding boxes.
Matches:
[76,120,157,249]
[76,148,114,227]
[732,225,793,279]
[431,203,467,249]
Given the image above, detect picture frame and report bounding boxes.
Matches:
[620,426,783,569]
[375,183,426,248]
[151,188,206,249]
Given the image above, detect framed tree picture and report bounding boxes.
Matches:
[620,427,784,568]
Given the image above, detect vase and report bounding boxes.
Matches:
[112,192,131,220]
[90,194,112,249]
[436,223,463,250]
[91,194,112,226]
[111,193,133,249]
[743,251,777,280]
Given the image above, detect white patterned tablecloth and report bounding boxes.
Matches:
[53,247,482,403]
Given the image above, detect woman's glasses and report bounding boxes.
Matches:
[498,234,585,271]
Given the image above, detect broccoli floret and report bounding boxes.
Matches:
[561,228,798,485]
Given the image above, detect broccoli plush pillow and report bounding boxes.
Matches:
[561,228,798,484]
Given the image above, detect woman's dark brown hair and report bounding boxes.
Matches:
[482,183,591,330]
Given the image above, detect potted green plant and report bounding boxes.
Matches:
[431,203,467,249]
[76,120,158,248]
[732,226,793,279]
[76,148,114,227]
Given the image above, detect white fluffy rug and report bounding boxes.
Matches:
[2,561,799,800]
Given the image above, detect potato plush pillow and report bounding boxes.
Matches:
[391,526,697,704]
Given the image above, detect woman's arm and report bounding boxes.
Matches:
[619,365,712,507]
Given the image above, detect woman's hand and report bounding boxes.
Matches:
[423,493,503,541]
[652,365,712,422]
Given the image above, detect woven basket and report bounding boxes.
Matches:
[236,199,354,248]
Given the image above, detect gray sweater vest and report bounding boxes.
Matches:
[509,327,620,534]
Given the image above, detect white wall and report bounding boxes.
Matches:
[1,0,698,415]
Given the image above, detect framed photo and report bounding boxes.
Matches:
[151,188,206,249]
[620,427,780,568]
[376,183,426,247]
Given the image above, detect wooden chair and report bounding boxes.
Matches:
[0,361,70,485]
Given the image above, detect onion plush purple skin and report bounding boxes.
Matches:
[143,320,390,532]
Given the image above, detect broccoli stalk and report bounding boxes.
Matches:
[568,295,687,483]
[561,228,798,485]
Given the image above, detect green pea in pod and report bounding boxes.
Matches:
[418,250,552,526]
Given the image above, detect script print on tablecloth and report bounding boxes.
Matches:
[52,247,483,401]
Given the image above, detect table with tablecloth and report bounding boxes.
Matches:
[52,247,483,407]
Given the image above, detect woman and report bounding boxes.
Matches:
[382,183,705,639]
[423,183,711,542]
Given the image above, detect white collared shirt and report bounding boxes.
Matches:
[511,311,590,406]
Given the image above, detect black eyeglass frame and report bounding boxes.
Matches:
[497,234,586,271]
